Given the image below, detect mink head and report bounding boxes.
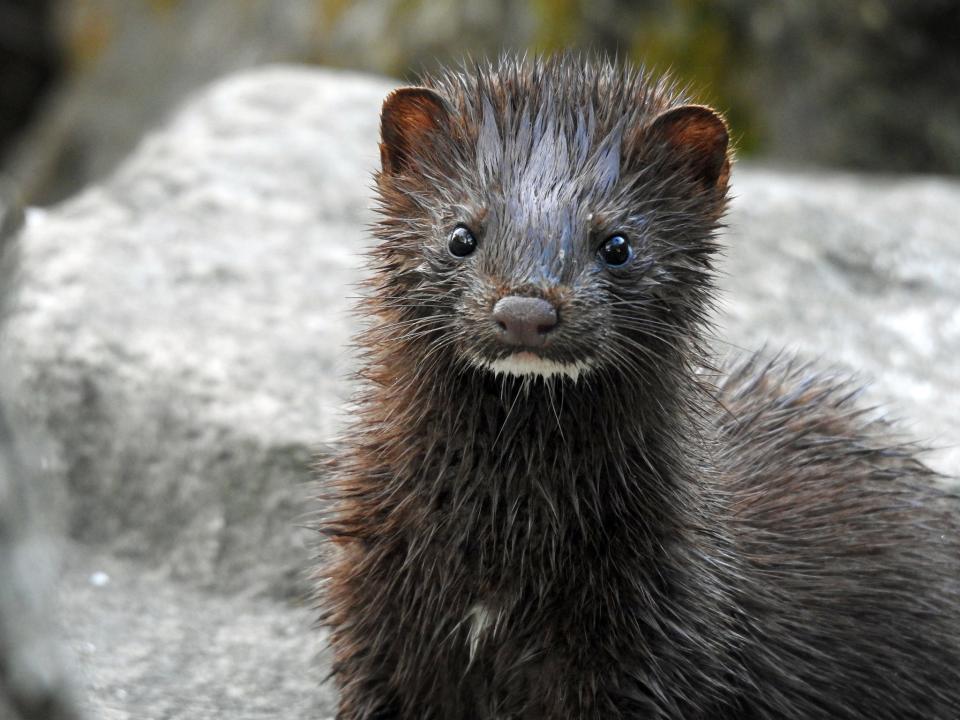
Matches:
[371,56,730,385]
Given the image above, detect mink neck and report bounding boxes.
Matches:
[382,347,717,547]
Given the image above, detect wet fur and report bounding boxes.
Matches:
[316,56,960,719]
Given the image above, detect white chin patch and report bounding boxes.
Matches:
[475,352,593,382]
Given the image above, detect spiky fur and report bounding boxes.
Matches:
[316,55,960,719]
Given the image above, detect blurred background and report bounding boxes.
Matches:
[1,0,959,206]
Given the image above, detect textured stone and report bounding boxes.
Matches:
[3,66,957,718]
[1,201,84,720]
[722,170,960,476]
[59,549,334,720]
[8,67,393,598]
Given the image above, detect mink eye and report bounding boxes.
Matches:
[448,225,477,258]
[598,234,632,267]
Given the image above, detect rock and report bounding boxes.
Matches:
[8,66,394,600]
[722,169,960,476]
[58,549,335,720]
[2,66,957,718]
[1,198,84,720]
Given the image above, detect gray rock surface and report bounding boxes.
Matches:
[723,170,960,476]
[10,66,393,599]
[1,196,85,720]
[1,66,957,718]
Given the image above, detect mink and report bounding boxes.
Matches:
[316,55,960,719]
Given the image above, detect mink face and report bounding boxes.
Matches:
[373,60,729,384]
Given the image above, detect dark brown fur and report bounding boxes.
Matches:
[316,55,960,719]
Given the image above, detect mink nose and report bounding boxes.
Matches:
[492,296,558,347]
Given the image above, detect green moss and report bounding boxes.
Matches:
[531,0,580,52]
[630,1,760,155]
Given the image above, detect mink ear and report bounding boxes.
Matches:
[646,105,730,195]
[380,87,453,176]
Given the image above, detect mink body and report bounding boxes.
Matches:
[317,56,960,719]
